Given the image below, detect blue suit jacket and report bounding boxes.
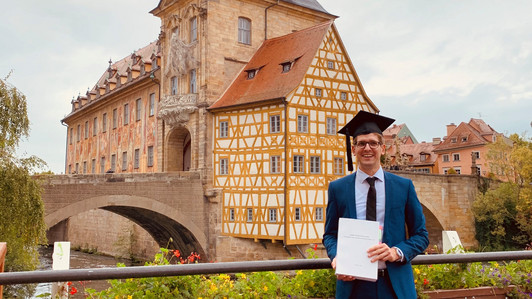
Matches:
[323,171,429,299]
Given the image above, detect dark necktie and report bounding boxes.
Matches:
[366,177,377,221]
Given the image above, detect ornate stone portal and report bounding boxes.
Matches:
[158,93,198,128]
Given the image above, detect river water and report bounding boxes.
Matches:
[31,246,138,298]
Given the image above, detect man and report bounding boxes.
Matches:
[323,111,429,299]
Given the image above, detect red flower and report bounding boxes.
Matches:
[314,244,318,251]
[70,286,78,295]
[173,249,181,258]
[423,278,429,285]
[67,281,72,286]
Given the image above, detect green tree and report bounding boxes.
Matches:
[473,134,532,250]
[0,73,47,297]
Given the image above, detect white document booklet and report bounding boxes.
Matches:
[335,218,380,282]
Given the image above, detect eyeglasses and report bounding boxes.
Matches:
[355,141,382,149]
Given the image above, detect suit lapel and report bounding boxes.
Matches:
[383,171,394,243]
[346,172,358,218]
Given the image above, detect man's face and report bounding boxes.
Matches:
[351,133,385,175]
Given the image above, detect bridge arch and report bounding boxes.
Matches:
[45,194,207,258]
[418,197,445,250]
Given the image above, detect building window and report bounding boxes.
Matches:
[326,117,336,135]
[68,164,71,174]
[83,161,87,174]
[295,207,301,221]
[310,156,321,174]
[122,151,128,171]
[124,104,129,125]
[111,154,116,172]
[247,208,253,222]
[442,154,450,162]
[420,154,427,162]
[473,151,480,160]
[238,17,251,45]
[476,165,481,175]
[220,158,229,175]
[190,69,197,93]
[220,121,228,138]
[190,16,197,42]
[269,208,277,222]
[327,60,335,69]
[451,137,457,143]
[246,69,256,79]
[77,124,81,141]
[453,153,460,161]
[281,62,291,73]
[69,128,73,144]
[293,155,304,173]
[147,146,154,167]
[134,149,140,169]
[113,108,118,129]
[340,92,347,100]
[455,168,461,174]
[229,208,235,221]
[100,157,105,173]
[297,115,308,133]
[270,115,280,133]
[170,76,178,95]
[315,88,322,97]
[91,159,96,173]
[136,98,142,121]
[315,207,323,221]
[84,121,89,139]
[102,113,107,132]
[461,136,468,142]
[270,155,281,174]
[93,117,98,136]
[334,157,344,175]
[149,93,155,116]
[75,163,79,174]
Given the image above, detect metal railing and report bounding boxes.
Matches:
[0,250,531,286]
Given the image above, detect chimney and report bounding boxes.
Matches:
[432,137,441,145]
[446,123,457,137]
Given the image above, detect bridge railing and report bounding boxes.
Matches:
[0,250,531,285]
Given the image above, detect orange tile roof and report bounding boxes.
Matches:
[433,118,498,152]
[208,21,333,110]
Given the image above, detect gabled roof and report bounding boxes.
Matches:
[433,118,498,152]
[208,21,333,110]
[388,142,437,166]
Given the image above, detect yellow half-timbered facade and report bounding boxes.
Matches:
[209,21,378,244]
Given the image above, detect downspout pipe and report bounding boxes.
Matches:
[264,0,280,40]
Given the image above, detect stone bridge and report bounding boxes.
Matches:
[39,171,481,261]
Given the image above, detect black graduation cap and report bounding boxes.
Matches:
[338,111,395,171]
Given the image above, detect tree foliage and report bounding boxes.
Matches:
[473,134,532,251]
[0,73,47,297]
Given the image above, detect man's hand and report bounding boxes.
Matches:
[367,243,399,263]
[332,257,357,281]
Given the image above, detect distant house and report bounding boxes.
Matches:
[385,141,439,174]
[433,119,503,176]
[383,123,418,145]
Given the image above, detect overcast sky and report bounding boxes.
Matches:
[1,0,531,173]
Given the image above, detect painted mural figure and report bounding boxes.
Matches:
[323,111,429,299]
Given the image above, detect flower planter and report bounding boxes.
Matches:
[423,286,516,299]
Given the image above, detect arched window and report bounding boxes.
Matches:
[238,17,251,45]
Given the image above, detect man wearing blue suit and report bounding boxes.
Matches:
[323,111,429,299]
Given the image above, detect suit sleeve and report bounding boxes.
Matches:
[395,180,429,262]
[323,181,339,261]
